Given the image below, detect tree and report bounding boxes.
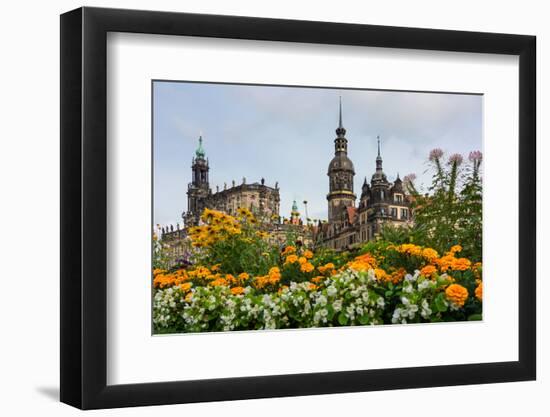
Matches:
[404,149,482,261]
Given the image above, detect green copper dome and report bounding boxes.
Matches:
[195,135,206,158]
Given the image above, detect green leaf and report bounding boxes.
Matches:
[359,315,370,325]
[467,314,482,321]
[338,312,349,326]
[434,293,448,312]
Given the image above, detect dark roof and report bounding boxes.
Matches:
[328,153,355,173]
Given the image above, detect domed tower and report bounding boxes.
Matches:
[184,135,210,226]
[327,98,356,223]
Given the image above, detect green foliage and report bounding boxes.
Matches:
[196,224,280,276]
[405,151,482,261]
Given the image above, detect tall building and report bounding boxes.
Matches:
[315,101,413,250]
[327,97,356,224]
[182,135,281,227]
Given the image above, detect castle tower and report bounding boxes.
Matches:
[184,135,210,226]
[369,135,391,232]
[327,98,356,223]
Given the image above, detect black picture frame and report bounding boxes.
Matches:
[60,6,536,410]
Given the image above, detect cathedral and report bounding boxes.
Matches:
[314,99,413,250]
[182,135,281,227]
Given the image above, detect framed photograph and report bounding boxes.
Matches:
[60,6,536,409]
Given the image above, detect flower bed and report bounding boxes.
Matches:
[153,209,482,333]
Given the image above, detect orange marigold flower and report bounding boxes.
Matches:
[318,263,335,274]
[311,276,324,284]
[421,248,439,262]
[298,256,307,265]
[450,245,463,254]
[437,254,455,272]
[475,282,483,301]
[303,250,314,259]
[374,268,388,281]
[210,278,228,287]
[420,265,437,277]
[347,253,377,272]
[268,267,282,284]
[153,268,166,277]
[230,286,245,295]
[282,246,296,255]
[179,282,192,292]
[452,257,472,271]
[445,284,469,307]
[153,273,176,288]
[307,283,318,291]
[300,262,315,273]
[285,254,298,264]
[397,243,422,256]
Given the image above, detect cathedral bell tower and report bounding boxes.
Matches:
[184,135,210,226]
[327,98,356,223]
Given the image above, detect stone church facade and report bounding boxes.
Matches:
[315,99,413,250]
[182,136,280,227]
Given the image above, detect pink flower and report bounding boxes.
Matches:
[429,148,444,161]
[469,151,483,162]
[403,173,416,184]
[448,153,463,166]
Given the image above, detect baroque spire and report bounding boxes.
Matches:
[376,135,383,171]
[334,96,347,153]
[195,134,206,159]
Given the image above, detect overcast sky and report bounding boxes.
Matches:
[153,81,482,227]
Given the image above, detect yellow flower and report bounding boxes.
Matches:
[300,262,315,273]
[475,282,483,301]
[230,286,245,295]
[184,292,193,302]
[445,284,469,307]
[285,254,298,264]
[303,250,314,259]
